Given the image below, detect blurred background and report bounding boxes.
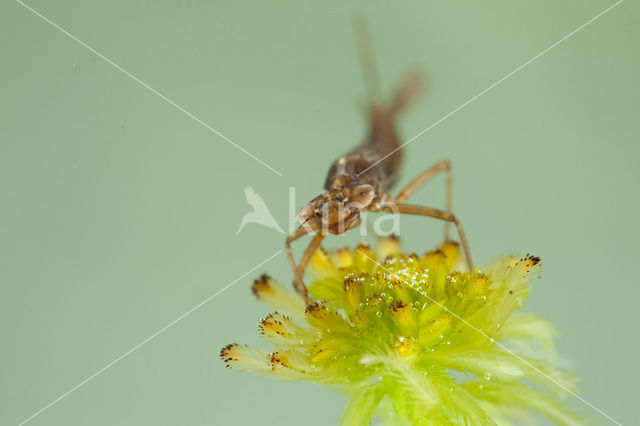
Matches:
[1,0,637,424]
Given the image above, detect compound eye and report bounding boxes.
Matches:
[297,198,320,224]
[349,184,375,207]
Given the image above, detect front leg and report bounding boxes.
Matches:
[294,232,326,304]
[285,222,323,304]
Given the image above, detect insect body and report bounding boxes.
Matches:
[286,28,473,303]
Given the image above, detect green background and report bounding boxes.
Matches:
[1,1,637,424]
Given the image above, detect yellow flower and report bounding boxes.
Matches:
[221,239,582,425]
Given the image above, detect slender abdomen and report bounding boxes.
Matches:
[324,72,423,193]
[324,106,402,192]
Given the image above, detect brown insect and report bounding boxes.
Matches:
[286,21,473,303]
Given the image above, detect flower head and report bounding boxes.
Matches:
[221,239,582,425]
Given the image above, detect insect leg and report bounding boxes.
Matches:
[285,222,322,303]
[384,203,473,272]
[294,232,326,304]
[394,159,452,241]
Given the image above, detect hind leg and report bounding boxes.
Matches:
[381,203,473,271]
[395,159,452,241]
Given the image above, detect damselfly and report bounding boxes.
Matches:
[286,20,473,302]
